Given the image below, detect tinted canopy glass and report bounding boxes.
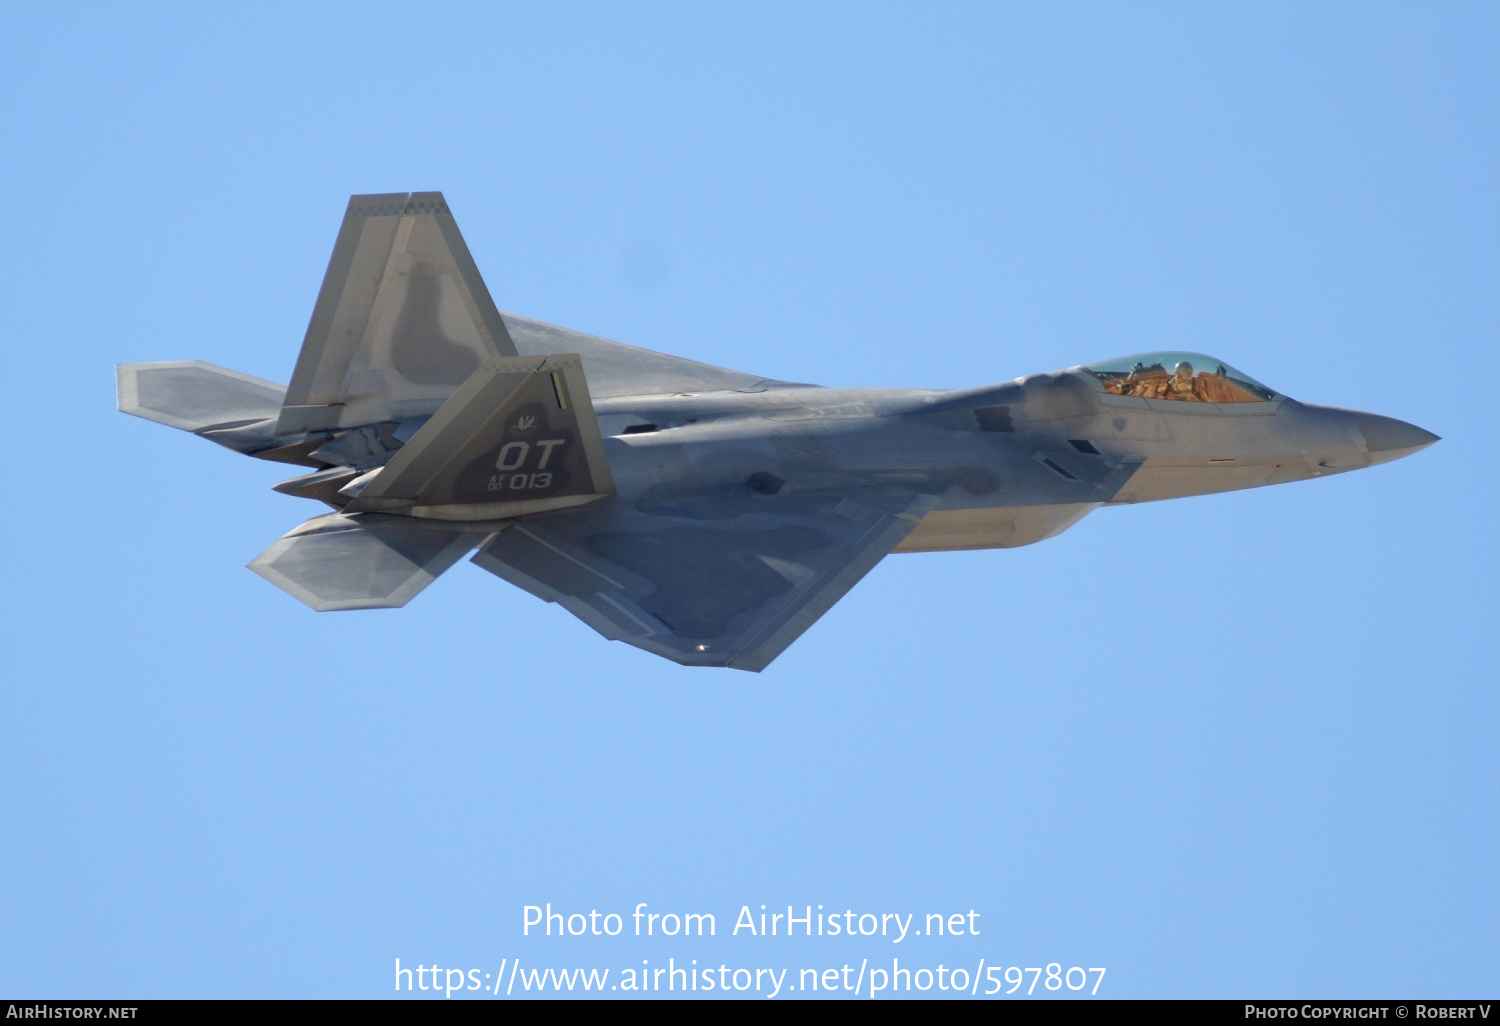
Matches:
[1085,352,1278,403]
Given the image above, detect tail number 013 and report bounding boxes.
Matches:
[487,438,566,492]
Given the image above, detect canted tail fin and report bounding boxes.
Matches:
[342,352,615,521]
[276,191,517,435]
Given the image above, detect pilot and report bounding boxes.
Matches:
[1117,361,1154,396]
[1167,361,1201,400]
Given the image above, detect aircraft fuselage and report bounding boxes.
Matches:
[583,368,1435,553]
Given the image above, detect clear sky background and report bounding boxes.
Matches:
[0,1,1494,1000]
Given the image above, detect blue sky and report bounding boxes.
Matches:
[0,1,1494,999]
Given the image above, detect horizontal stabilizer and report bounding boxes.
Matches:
[343,353,614,521]
[248,513,484,611]
[117,361,285,432]
[277,192,516,434]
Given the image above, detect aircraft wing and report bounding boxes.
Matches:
[471,495,915,671]
[502,312,802,399]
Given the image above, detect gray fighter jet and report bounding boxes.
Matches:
[118,193,1438,671]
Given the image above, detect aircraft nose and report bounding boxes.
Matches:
[1356,413,1440,464]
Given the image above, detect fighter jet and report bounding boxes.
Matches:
[117,192,1438,671]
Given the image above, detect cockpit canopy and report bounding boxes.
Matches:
[1084,352,1279,403]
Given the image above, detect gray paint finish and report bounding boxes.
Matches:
[117,192,1440,671]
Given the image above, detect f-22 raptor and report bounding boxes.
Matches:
[118,193,1438,671]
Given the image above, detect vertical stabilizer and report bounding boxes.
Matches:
[276,192,517,435]
[343,353,614,521]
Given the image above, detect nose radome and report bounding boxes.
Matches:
[1356,413,1441,464]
